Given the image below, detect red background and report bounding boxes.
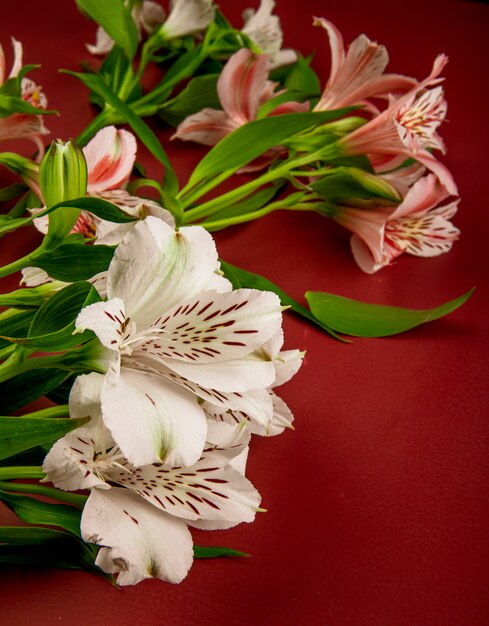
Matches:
[0,1,488,624]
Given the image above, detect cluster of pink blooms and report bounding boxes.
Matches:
[0,39,48,158]
[174,17,460,273]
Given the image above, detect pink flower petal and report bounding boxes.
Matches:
[84,126,137,193]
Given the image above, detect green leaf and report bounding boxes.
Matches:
[201,182,284,229]
[76,0,139,60]
[284,55,321,99]
[0,369,71,414]
[0,527,101,575]
[0,491,82,536]
[55,196,139,223]
[33,244,114,282]
[0,95,56,117]
[29,283,95,336]
[0,183,26,202]
[6,282,101,351]
[0,310,36,350]
[142,46,207,107]
[64,71,178,192]
[193,545,249,558]
[159,74,220,126]
[0,195,136,236]
[305,289,474,337]
[220,261,341,339]
[257,89,312,119]
[46,374,78,405]
[0,416,88,461]
[187,110,351,189]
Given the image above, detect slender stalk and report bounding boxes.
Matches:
[181,145,336,223]
[0,480,87,508]
[0,467,44,480]
[0,353,69,384]
[0,345,16,361]
[202,202,318,231]
[0,252,37,280]
[17,405,69,419]
[77,110,112,147]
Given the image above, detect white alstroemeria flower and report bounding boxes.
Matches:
[158,0,215,40]
[75,216,283,468]
[43,382,260,585]
[202,329,303,436]
[241,0,297,69]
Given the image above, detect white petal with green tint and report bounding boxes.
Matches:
[101,366,207,467]
[107,217,221,329]
[82,487,193,585]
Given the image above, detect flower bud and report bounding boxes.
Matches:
[39,138,87,243]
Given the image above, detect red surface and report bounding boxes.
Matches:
[1,1,488,624]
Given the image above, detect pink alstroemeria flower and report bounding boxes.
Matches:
[314,18,416,113]
[0,39,49,157]
[173,48,308,169]
[332,174,460,273]
[338,54,456,195]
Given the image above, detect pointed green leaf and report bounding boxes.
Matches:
[76,0,139,60]
[305,289,474,337]
[0,369,71,414]
[33,244,114,282]
[193,545,249,558]
[220,261,341,339]
[284,55,321,98]
[5,282,102,351]
[29,282,98,336]
[0,527,101,575]
[0,416,88,461]
[64,71,177,192]
[159,74,220,126]
[187,110,351,188]
[0,491,82,536]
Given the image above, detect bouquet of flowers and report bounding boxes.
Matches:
[0,0,470,586]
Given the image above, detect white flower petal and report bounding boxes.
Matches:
[42,426,107,491]
[163,356,276,393]
[141,287,283,366]
[69,372,104,419]
[82,487,193,585]
[75,298,127,352]
[107,217,220,329]
[101,367,207,467]
[108,448,260,523]
[273,349,304,387]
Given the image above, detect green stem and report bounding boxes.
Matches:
[0,353,69,384]
[0,467,44,480]
[0,345,16,361]
[17,405,69,419]
[77,109,112,147]
[202,202,317,231]
[181,145,336,222]
[0,252,37,280]
[0,480,87,508]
